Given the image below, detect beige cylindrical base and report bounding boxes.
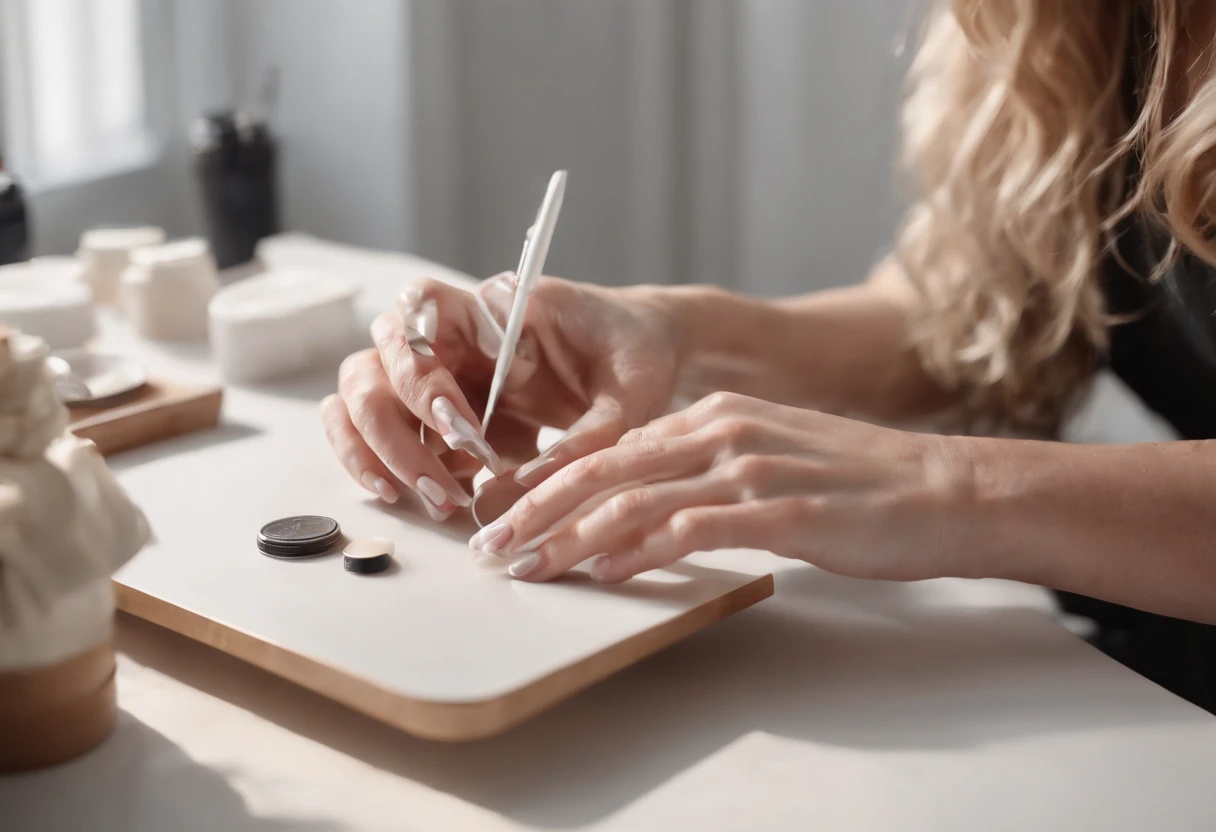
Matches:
[0,641,117,773]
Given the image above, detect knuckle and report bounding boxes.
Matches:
[343,385,379,418]
[319,393,342,417]
[413,276,443,295]
[346,390,397,436]
[339,348,377,386]
[619,426,647,445]
[628,438,667,463]
[605,488,649,520]
[560,454,603,490]
[700,390,740,414]
[510,492,543,529]
[668,509,708,547]
[723,453,773,483]
[702,416,754,453]
[603,410,629,439]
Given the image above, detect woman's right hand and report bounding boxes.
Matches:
[321,272,681,522]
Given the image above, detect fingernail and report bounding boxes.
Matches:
[507,552,541,578]
[447,484,473,508]
[475,314,503,358]
[405,299,438,343]
[505,336,540,391]
[416,476,448,508]
[482,274,516,323]
[514,453,557,485]
[422,498,454,523]
[432,397,502,473]
[469,521,513,554]
[361,472,398,503]
[591,555,613,582]
[398,285,423,316]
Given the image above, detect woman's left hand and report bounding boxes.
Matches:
[473,392,976,583]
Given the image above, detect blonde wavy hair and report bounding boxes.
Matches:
[896,0,1216,431]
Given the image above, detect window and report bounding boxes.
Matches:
[1,0,154,189]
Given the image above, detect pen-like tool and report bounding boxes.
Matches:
[481,170,566,432]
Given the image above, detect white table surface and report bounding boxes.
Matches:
[5,235,1216,831]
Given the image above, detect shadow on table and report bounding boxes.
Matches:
[114,567,1210,829]
[236,364,343,403]
[0,711,342,832]
[104,420,263,474]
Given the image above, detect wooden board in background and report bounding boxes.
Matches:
[69,380,223,456]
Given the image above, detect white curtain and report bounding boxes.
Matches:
[410,0,914,295]
[2,0,152,188]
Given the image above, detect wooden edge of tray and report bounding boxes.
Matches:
[114,572,775,742]
[70,382,224,456]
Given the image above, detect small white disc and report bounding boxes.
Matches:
[344,537,395,559]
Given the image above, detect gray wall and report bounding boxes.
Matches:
[8,0,416,257]
[412,0,913,294]
[235,0,415,253]
[9,0,914,297]
[737,0,912,295]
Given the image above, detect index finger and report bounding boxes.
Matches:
[487,434,706,555]
[370,311,501,474]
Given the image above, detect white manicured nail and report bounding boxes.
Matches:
[469,521,512,554]
[482,274,516,324]
[507,552,541,578]
[431,397,502,473]
[416,476,447,508]
[398,285,423,316]
[514,453,557,484]
[422,498,453,523]
[475,314,503,358]
[447,484,473,508]
[361,472,398,503]
[405,299,438,343]
[591,555,613,582]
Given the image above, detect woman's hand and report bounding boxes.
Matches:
[473,391,976,583]
[321,273,680,521]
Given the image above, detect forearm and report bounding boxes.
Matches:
[957,436,1216,624]
[640,257,954,422]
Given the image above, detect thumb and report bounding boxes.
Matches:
[512,393,631,488]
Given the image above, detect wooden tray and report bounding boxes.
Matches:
[69,380,223,456]
[112,395,773,741]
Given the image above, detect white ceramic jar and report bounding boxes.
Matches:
[76,226,165,305]
[0,257,97,350]
[121,237,220,341]
[208,268,360,383]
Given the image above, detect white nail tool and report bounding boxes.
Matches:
[481,170,566,431]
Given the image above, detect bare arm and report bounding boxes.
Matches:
[961,436,1216,625]
[645,256,954,422]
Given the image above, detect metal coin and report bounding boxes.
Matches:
[258,515,341,558]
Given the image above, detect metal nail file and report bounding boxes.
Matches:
[481,170,566,432]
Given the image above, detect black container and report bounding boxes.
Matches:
[0,169,30,266]
[193,111,279,270]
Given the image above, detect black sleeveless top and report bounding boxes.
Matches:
[1057,222,1216,713]
[1054,18,1216,711]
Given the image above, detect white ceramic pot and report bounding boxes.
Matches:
[76,226,165,306]
[0,330,149,771]
[0,258,97,350]
[121,237,220,341]
[208,268,360,383]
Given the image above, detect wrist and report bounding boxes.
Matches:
[618,283,735,367]
[946,435,1072,587]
